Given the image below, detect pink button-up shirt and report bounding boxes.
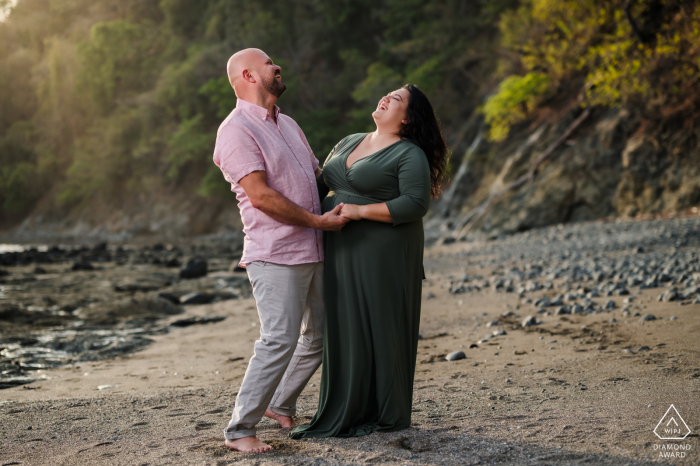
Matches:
[213,99,323,266]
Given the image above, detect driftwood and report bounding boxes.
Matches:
[452,108,591,240]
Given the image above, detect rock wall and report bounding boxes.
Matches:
[441,106,700,235]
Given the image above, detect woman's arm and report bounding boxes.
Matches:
[339,203,392,223]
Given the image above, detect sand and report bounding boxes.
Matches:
[2,235,699,465]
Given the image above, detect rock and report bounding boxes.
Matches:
[637,345,650,351]
[604,300,616,310]
[114,276,171,292]
[669,316,677,320]
[71,261,94,271]
[157,292,180,304]
[694,297,700,304]
[635,246,645,254]
[164,258,181,268]
[658,288,678,302]
[180,258,208,279]
[571,304,585,314]
[525,281,541,292]
[550,295,564,306]
[623,296,635,304]
[586,290,600,298]
[170,316,226,327]
[486,320,499,327]
[522,315,538,327]
[534,296,551,307]
[564,293,577,302]
[179,292,215,305]
[555,305,569,315]
[445,351,466,361]
[502,310,514,317]
[33,267,47,274]
[469,343,479,348]
[682,286,699,299]
[613,288,630,296]
[492,329,507,336]
[640,314,656,322]
[609,318,617,323]
[425,292,436,299]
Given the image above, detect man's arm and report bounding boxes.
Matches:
[239,171,348,231]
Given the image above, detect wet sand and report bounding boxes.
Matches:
[1,218,699,465]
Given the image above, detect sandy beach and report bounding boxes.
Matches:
[2,217,699,465]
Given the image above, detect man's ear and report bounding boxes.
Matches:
[243,69,256,84]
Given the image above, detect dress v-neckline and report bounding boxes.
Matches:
[344,134,402,172]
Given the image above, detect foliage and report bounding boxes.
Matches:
[488,0,700,139]
[481,73,551,141]
[0,0,695,223]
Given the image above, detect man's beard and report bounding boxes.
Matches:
[261,74,286,98]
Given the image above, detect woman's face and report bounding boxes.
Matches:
[372,88,410,127]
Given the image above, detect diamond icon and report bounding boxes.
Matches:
[654,405,691,440]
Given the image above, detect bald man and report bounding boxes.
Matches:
[212,49,348,452]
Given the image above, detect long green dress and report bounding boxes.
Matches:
[289,133,431,439]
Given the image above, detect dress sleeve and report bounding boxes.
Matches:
[317,138,345,201]
[213,124,265,184]
[385,145,431,225]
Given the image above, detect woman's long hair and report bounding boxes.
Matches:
[398,84,448,198]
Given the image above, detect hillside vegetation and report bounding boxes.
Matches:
[0,0,698,232]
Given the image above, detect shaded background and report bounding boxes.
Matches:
[0,0,698,240]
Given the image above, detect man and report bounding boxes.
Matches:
[213,48,348,453]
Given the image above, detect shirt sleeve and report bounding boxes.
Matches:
[213,124,266,184]
[385,145,431,225]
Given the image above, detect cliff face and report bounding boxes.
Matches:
[4,188,244,243]
[438,106,700,236]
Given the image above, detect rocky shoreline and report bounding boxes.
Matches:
[0,241,250,389]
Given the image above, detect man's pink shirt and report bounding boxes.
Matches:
[213,98,323,266]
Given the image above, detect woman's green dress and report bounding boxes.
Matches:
[289,133,431,439]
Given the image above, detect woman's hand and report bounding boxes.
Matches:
[339,204,363,221]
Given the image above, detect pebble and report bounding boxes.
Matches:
[640,314,656,322]
[179,292,214,305]
[445,351,466,361]
[522,315,538,327]
[669,316,677,320]
[604,300,616,310]
[179,258,208,279]
[486,321,499,327]
[658,288,678,302]
[637,345,650,351]
[610,318,617,323]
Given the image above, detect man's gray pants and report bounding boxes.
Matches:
[224,261,324,440]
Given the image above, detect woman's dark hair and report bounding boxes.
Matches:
[398,83,449,199]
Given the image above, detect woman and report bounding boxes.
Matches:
[289,84,448,438]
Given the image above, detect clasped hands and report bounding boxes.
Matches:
[316,202,363,231]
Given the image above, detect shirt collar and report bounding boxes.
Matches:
[236,98,281,121]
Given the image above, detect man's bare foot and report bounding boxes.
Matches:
[264,408,297,428]
[224,436,272,453]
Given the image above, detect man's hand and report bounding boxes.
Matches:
[316,203,350,231]
[239,171,350,230]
